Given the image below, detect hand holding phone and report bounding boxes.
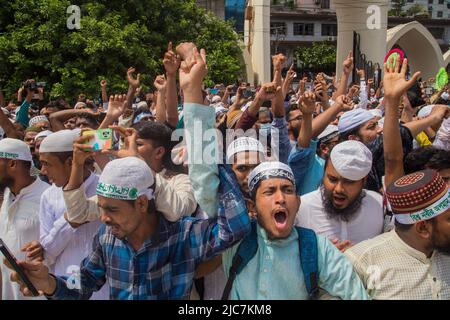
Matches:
[82,128,114,151]
[0,238,40,296]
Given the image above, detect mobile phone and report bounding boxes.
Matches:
[82,128,114,151]
[0,238,40,296]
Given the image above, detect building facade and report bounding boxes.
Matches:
[270,0,450,67]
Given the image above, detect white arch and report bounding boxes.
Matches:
[387,21,444,79]
[443,50,450,68]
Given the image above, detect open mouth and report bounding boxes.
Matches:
[273,210,288,229]
[333,194,347,207]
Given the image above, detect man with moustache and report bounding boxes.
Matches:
[345,169,450,299]
[0,138,49,299]
[295,140,384,250]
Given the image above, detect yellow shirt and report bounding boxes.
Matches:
[345,230,450,300]
[415,131,432,147]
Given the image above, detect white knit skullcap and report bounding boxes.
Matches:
[97,157,154,200]
[248,161,295,194]
[330,140,372,181]
[29,115,49,127]
[227,137,266,163]
[39,129,80,153]
[0,138,32,162]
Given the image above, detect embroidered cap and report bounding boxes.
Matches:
[386,169,449,225]
[226,137,266,163]
[97,157,154,201]
[248,161,295,195]
[28,115,49,127]
[0,138,33,162]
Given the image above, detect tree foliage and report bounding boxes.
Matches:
[0,0,244,102]
[294,41,336,70]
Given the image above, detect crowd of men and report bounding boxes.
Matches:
[0,41,449,300]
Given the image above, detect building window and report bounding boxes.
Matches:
[428,0,433,4]
[270,22,286,36]
[437,11,443,17]
[438,0,444,4]
[428,27,444,39]
[448,3,450,9]
[321,24,337,36]
[407,0,414,2]
[321,0,330,9]
[293,23,315,36]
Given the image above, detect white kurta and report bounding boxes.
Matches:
[0,178,50,300]
[39,173,109,300]
[295,188,384,244]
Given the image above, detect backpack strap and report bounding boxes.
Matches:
[221,221,259,300]
[296,227,319,300]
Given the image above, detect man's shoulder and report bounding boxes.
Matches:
[345,231,393,260]
[363,190,383,204]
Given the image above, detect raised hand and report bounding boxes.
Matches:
[256,83,280,102]
[102,126,141,160]
[272,53,286,72]
[163,42,181,76]
[299,91,316,115]
[383,56,421,100]
[286,64,296,82]
[100,80,107,88]
[106,94,127,121]
[154,75,167,93]
[179,47,207,91]
[127,67,141,89]
[72,134,95,166]
[356,68,365,80]
[335,95,353,111]
[314,82,329,102]
[343,51,354,76]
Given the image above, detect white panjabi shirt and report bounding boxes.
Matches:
[39,173,109,300]
[0,178,50,300]
[295,188,384,244]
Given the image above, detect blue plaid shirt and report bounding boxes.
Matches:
[48,165,250,300]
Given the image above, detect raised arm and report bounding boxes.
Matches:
[311,95,352,138]
[0,107,20,139]
[403,105,448,138]
[98,95,127,129]
[49,109,97,131]
[153,75,168,124]
[383,57,421,187]
[335,51,353,98]
[100,80,108,105]
[125,67,140,110]
[297,91,316,148]
[282,64,296,98]
[163,42,181,128]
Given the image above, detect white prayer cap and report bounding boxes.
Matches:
[317,125,339,143]
[330,140,372,181]
[97,157,154,201]
[338,108,374,133]
[74,102,87,109]
[28,115,49,127]
[39,129,80,153]
[369,109,383,118]
[215,105,228,117]
[248,161,295,194]
[227,137,265,163]
[34,130,53,141]
[417,105,434,119]
[211,95,221,104]
[0,138,32,162]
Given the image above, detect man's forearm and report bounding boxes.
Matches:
[383,96,404,187]
[298,113,313,148]
[165,74,179,127]
[311,102,341,138]
[155,90,167,124]
[125,85,136,109]
[336,73,349,97]
[404,115,442,137]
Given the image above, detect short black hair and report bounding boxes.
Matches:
[394,219,413,232]
[404,146,450,174]
[132,121,179,170]
[77,112,102,127]
[339,126,361,142]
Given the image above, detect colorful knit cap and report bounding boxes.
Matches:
[386,169,449,224]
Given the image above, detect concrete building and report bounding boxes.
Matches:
[196,0,226,19]
[270,0,450,69]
